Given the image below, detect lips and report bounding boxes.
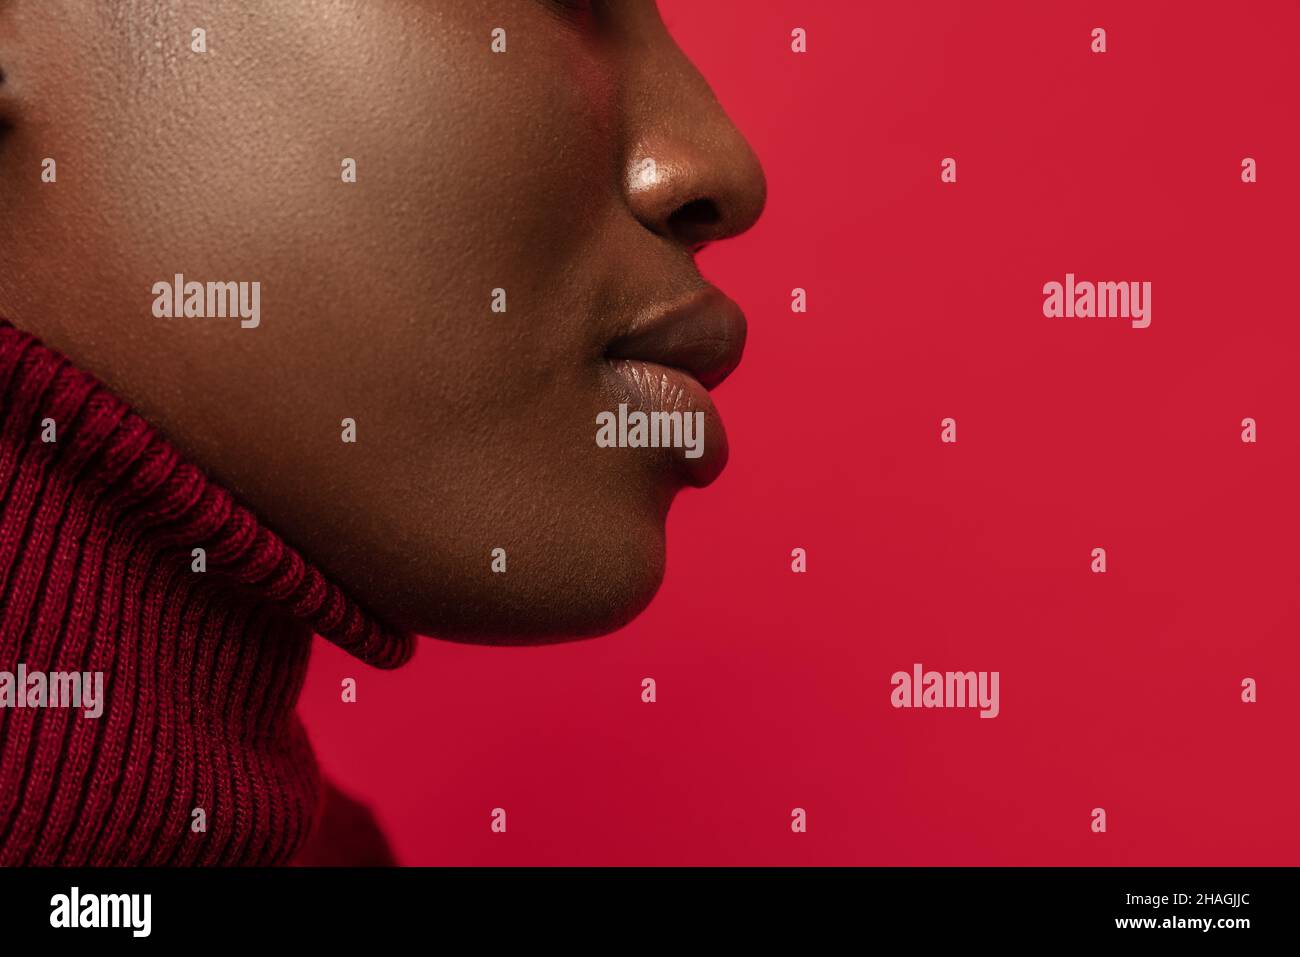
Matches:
[606,286,748,389]
[602,285,747,486]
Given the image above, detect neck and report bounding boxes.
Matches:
[0,321,412,864]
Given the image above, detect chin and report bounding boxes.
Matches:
[410,514,669,646]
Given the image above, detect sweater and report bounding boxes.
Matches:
[0,319,414,864]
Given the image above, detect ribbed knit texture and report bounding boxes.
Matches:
[0,320,414,865]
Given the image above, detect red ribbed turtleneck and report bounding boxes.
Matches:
[0,320,414,864]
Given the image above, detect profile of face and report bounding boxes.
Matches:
[0,0,765,642]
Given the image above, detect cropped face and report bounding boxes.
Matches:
[0,0,765,641]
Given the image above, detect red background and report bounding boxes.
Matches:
[299,0,1300,864]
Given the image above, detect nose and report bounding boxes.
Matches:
[620,17,767,251]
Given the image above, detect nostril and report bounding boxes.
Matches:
[0,66,13,140]
[668,197,721,242]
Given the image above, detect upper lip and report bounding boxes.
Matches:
[605,286,747,390]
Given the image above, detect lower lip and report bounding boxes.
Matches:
[602,358,730,487]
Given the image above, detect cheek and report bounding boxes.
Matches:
[5,2,661,640]
[292,18,626,421]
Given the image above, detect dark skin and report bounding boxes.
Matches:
[0,0,765,642]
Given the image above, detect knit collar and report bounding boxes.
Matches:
[0,318,412,864]
[0,319,414,669]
